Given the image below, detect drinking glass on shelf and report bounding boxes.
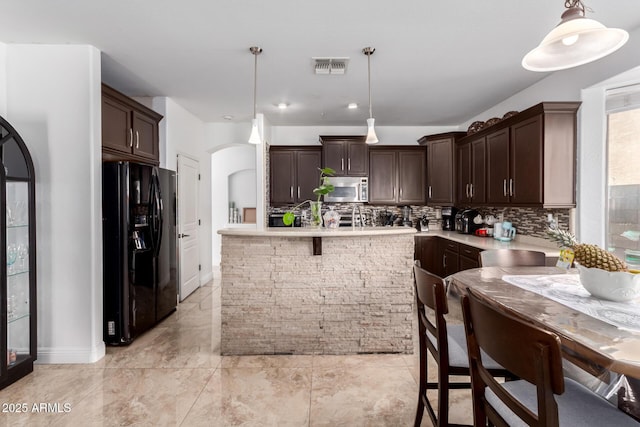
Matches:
[6,204,14,226]
[11,201,26,226]
[6,243,17,274]
[17,243,28,271]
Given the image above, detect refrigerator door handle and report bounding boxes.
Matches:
[154,173,164,257]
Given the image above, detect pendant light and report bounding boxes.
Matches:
[522,0,628,72]
[248,46,263,144]
[363,47,378,144]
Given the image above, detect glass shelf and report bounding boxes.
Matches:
[7,269,29,278]
[7,313,30,325]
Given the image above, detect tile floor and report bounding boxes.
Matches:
[0,279,474,427]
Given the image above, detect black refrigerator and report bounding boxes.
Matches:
[102,162,177,345]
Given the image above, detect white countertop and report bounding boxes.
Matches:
[416,230,560,256]
[218,226,417,237]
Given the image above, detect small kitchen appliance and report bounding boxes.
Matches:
[323,176,368,203]
[456,209,482,234]
[401,205,413,227]
[441,207,458,231]
[419,214,429,232]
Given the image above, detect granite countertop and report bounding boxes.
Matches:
[415,229,560,257]
[218,226,418,237]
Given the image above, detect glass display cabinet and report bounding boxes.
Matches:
[0,116,36,390]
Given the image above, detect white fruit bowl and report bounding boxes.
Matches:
[576,263,640,302]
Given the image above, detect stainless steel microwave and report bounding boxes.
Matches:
[324,177,368,203]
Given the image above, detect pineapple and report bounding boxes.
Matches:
[546,227,627,272]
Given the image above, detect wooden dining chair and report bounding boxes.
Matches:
[479,249,546,267]
[412,261,512,427]
[460,287,639,427]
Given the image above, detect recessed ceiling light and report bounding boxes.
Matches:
[277,103,289,109]
[348,103,358,109]
[222,115,234,121]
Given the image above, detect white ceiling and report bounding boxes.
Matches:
[2,0,640,127]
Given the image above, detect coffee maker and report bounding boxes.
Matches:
[441,207,458,231]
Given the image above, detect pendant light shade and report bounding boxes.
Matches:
[248,46,263,144]
[522,1,628,72]
[363,47,378,144]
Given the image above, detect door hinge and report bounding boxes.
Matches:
[198,264,201,271]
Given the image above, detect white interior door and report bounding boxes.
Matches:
[177,154,200,301]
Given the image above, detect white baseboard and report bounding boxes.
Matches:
[36,342,106,364]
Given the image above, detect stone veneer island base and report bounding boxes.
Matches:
[218,227,416,355]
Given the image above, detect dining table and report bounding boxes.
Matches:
[447,265,640,421]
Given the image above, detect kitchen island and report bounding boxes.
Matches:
[218,227,416,355]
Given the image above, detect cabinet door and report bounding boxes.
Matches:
[102,96,132,154]
[322,141,345,175]
[442,249,459,276]
[369,150,397,204]
[470,136,486,203]
[510,116,543,204]
[270,150,296,204]
[132,111,159,161]
[296,150,322,202]
[346,141,368,176]
[427,137,455,205]
[459,244,481,271]
[456,142,471,205]
[416,236,439,275]
[398,150,426,204]
[486,128,510,205]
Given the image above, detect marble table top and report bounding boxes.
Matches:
[448,266,640,379]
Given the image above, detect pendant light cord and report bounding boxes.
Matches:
[250,47,262,120]
[253,50,257,119]
[364,47,375,119]
[368,51,372,119]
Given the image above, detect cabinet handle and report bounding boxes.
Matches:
[341,158,344,172]
[470,183,474,198]
[466,183,470,198]
[399,188,403,199]
[393,187,396,199]
[348,158,351,171]
[443,254,447,268]
[129,129,133,147]
[297,186,300,199]
[135,131,140,149]
[503,179,508,197]
[509,178,514,197]
[428,186,432,199]
[290,186,294,199]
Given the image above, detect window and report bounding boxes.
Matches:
[606,85,640,268]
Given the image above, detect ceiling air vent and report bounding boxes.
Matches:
[313,57,349,75]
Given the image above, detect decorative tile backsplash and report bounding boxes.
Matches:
[268,202,570,238]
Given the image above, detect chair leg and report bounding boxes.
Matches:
[414,398,425,427]
[438,374,449,427]
[415,342,427,427]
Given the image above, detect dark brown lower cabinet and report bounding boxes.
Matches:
[415,237,482,278]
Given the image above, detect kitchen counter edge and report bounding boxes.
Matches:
[218,226,417,237]
[416,230,560,256]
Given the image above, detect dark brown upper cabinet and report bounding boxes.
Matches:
[457,133,487,206]
[460,101,580,208]
[269,146,322,205]
[319,135,368,176]
[369,146,426,205]
[102,84,162,165]
[418,132,466,206]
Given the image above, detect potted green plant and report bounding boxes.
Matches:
[282,167,335,227]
